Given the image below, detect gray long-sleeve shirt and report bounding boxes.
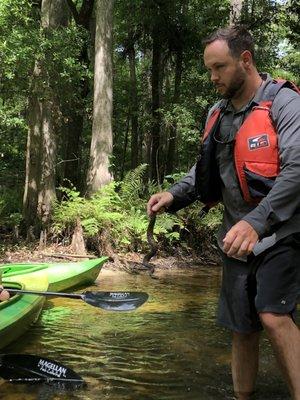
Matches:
[168,74,300,256]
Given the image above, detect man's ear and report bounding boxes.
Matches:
[240,50,253,68]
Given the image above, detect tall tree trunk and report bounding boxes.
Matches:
[140,49,152,180]
[38,0,69,226]
[86,0,114,195]
[42,0,70,27]
[37,100,57,226]
[165,48,183,175]
[128,43,139,170]
[23,0,69,236]
[150,23,162,183]
[23,63,43,234]
[230,0,243,24]
[120,113,130,181]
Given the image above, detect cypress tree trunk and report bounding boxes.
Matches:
[230,0,243,24]
[23,0,69,237]
[23,62,43,235]
[37,100,57,227]
[165,48,183,175]
[86,0,114,195]
[150,23,162,183]
[128,43,139,170]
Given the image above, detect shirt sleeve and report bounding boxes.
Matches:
[242,88,300,237]
[167,165,198,212]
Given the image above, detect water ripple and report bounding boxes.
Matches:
[1,267,292,400]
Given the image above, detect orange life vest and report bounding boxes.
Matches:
[195,80,300,205]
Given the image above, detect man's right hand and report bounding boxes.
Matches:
[0,285,10,301]
[147,191,174,216]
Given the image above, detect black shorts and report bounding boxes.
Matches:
[217,234,300,333]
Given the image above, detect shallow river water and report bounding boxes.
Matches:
[1,265,294,399]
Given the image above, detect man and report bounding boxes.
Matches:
[0,286,9,301]
[0,271,10,301]
[147,26,300,400]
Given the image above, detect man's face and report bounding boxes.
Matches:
[204,40,246,99]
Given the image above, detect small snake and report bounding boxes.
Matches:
[142,214,158,276]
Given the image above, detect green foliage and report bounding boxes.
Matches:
[0,100,28,177]
[0,0,298,254]
[0,0,39,183]
[161,105,199,143]
[197,204,223,231]
[53,166,183,251]
[175,201,223,253]
[0,0,39,91]
[274,49,300,84]
[37,26,90,109]
[0,187,22,229]
[0,188,22,216]
[53,163,222,254]
[118,163,148,207]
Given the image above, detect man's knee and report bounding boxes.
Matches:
[258,312,292,334]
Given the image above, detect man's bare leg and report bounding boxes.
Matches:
[232,331,260,400]
[259,313,300,400]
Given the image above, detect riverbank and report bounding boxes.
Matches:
[0,241,221,274]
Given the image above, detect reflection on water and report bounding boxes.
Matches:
[0,267,293,399]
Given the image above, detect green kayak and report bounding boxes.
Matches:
[0,257,108,292]
[0,268,48,350]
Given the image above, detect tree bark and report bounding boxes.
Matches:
[23,0,70,236]
[230,0,243,24]
[23,62,43,233]
[120,113,130,181]
[37,99,57,225]
[128,43,139,170]
[86,0,114,195]
[37,0,69,224]
[150,23,162,183]
[165,48,183,175]
[71,218,87,255]
[41,0,70,28]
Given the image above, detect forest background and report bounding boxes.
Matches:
[0,0,299,261]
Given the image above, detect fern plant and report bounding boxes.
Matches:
[52,166,184,253]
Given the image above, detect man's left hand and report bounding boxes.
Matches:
[223,220,258,258]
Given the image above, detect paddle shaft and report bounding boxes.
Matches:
[6,288,82,299]
[2,377,83,383]
[3,288,149,311]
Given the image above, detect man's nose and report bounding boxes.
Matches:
[210,71,219,82]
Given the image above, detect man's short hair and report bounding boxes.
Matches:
[203,26,255,61]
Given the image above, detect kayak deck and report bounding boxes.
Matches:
[0,269,48,350]
[1,256,108,292]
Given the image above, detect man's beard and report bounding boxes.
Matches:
[222,68,246,99]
